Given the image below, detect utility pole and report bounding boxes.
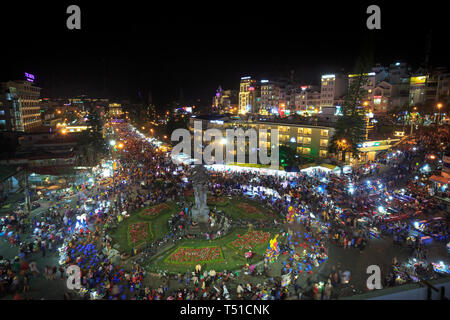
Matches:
[22,166,31,215]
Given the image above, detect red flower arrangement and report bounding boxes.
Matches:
[228,230,270,252]
[166,246,224,264]
[141,203,169,218]
[236,202,261,214]
[128,222,151,245]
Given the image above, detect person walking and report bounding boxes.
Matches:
[324,279,333,300]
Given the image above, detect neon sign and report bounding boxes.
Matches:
[25,72,35,83]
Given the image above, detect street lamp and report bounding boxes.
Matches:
[109,140,116,146]
[436,103,443,124]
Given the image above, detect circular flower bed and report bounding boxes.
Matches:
[140,203,170,218]
[236,202,261,214]
[128,222,151,246]
[228,230,270,252]
[166,246,224,264]
[207,196,228,206]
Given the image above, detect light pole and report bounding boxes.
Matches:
[436,103,443,124]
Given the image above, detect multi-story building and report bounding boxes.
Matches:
[213,87,238,114]
[238,76,257,115]
[409,75,428,106]
[348,72,376,104]
[189,115,334,160]
[0,80,41,132]
[320,74,348,108]
[425,68,450,106]
[371,81,393,114]
[108,103,123,117]
[388,62,411,109]
[294,85,321,113]
[259,79,283,115]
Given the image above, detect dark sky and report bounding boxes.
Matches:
[0,1,448,109]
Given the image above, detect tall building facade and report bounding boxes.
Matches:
[213,87,238,114]
[0,80,41,132]
[320,74,348,108]
[238,76,257,114]
[294,85,321,113]
[388,62,411,109]
[259,80,282,115]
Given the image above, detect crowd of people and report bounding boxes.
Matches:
[0,122,448,300]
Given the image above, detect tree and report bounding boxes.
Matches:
[82,106,107,163]
[279,142,301,168]
[165,113,189,138]
[328,58,369,162]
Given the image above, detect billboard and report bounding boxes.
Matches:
[410,76,427,85]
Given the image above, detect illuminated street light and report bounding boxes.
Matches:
[109,140,116,146]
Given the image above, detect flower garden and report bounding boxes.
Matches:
[110,196,279,272]
[207,196,229,207]
[139,203,170,218]
[236,202,261,214]
[112,201,179,254]
[128,222,152,247]
[165,246,224,264]
[227,230,271,252]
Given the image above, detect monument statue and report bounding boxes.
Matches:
[190,165,210,223]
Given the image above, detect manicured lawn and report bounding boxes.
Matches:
[111,200,180,254]
[145,227,278,273]
[218,197,276,221]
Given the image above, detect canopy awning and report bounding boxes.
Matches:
[429,175,450,185]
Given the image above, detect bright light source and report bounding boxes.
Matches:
[109,140,116,146]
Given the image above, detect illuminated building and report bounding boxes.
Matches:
[238,76,257,114]
[0,79,42,132]
[212,86,238,114]
[409,75,428,106]
[259,80,282,115]
[294,85,321,114]
[189,115,334,160]
[348,72,376,108]
[108,103,123,116]
[320,74,348,109]
[429,153,450,188]
[388,62,411,108]
[424,68,450,106]
[371,81,392,114]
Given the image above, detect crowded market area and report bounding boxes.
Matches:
[0,121,448,300]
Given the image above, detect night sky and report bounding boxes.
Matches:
[0,1,448,109]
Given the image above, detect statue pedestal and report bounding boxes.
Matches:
[192,206,210,224]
